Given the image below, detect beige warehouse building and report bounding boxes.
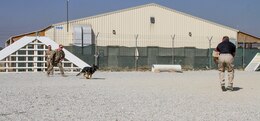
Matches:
[44,3,238,49]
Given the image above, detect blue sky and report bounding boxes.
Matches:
[0,0,259,47]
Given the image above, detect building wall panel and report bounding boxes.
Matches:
[46,4,238,49]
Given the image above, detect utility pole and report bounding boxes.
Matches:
[66,0,69,32]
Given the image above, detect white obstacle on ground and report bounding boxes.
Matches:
[0,36,89,72]
[245,53,260,71]
[152,64,182,72]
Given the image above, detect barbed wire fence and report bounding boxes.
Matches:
[35,32,260,70]
[70,32,252,70]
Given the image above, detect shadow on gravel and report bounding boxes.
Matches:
[79,78,106,80]
[232,87,243,91]
[91,78,106,80]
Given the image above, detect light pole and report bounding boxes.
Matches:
[66,0,69,32]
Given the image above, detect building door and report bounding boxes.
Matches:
[184,47,195,69]
[147,47,158,66]
[108,47,119,67]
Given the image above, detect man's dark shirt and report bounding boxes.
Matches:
[216,40,236,56]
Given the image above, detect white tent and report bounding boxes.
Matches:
[0,36,89,72]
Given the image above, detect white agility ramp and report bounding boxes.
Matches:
[0,37,34,61]
[245,53,260,71]
[0,36,89,72]
[37,37,90,69]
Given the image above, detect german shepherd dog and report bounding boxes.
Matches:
[76,65,98,79]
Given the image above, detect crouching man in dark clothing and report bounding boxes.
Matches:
[216,36,236,91]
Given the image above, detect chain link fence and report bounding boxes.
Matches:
[65,33,260,70]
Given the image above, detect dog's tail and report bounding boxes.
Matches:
[76,72,81,76]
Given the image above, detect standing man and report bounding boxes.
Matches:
[216,36,236,91]
[46,45,54,76]
[53,44,66,77]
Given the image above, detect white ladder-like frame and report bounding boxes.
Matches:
[0,36,89,72]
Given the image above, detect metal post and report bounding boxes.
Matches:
[208,36,213,69]
[94,32,99,66]
[54,26,56,41]
[66,0,69,32]
[81,27,84,54]
[242,36,246,69]
[171,34,176,64]
[135,34,139,71]
[35,31,39,37]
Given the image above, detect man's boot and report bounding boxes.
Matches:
[226,83,233,91]
[221,83,226,92]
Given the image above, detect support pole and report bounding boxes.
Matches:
[208,36,213,69]
[171,34,176,64]
[242,36,246,69]
[81,27,84,54]
[135,34,139,71]
[94,32,99,66]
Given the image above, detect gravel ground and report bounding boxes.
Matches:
[0,70,260,121]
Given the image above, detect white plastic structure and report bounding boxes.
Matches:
[245,53,260,71]
[0,36,89,72]
[152,64,182,72]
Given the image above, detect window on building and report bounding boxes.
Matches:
[113,30,116,35]
[150,17,155,24]
[189,32,192,37]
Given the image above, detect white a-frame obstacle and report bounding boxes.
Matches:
[0,36,89,72]
[245,53,260,71]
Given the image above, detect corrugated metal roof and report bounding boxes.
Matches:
[239,31,260,39]
[5,26,53,45]
[10,26,52,38]
[53,3,238,32]
[0,36,89,69]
